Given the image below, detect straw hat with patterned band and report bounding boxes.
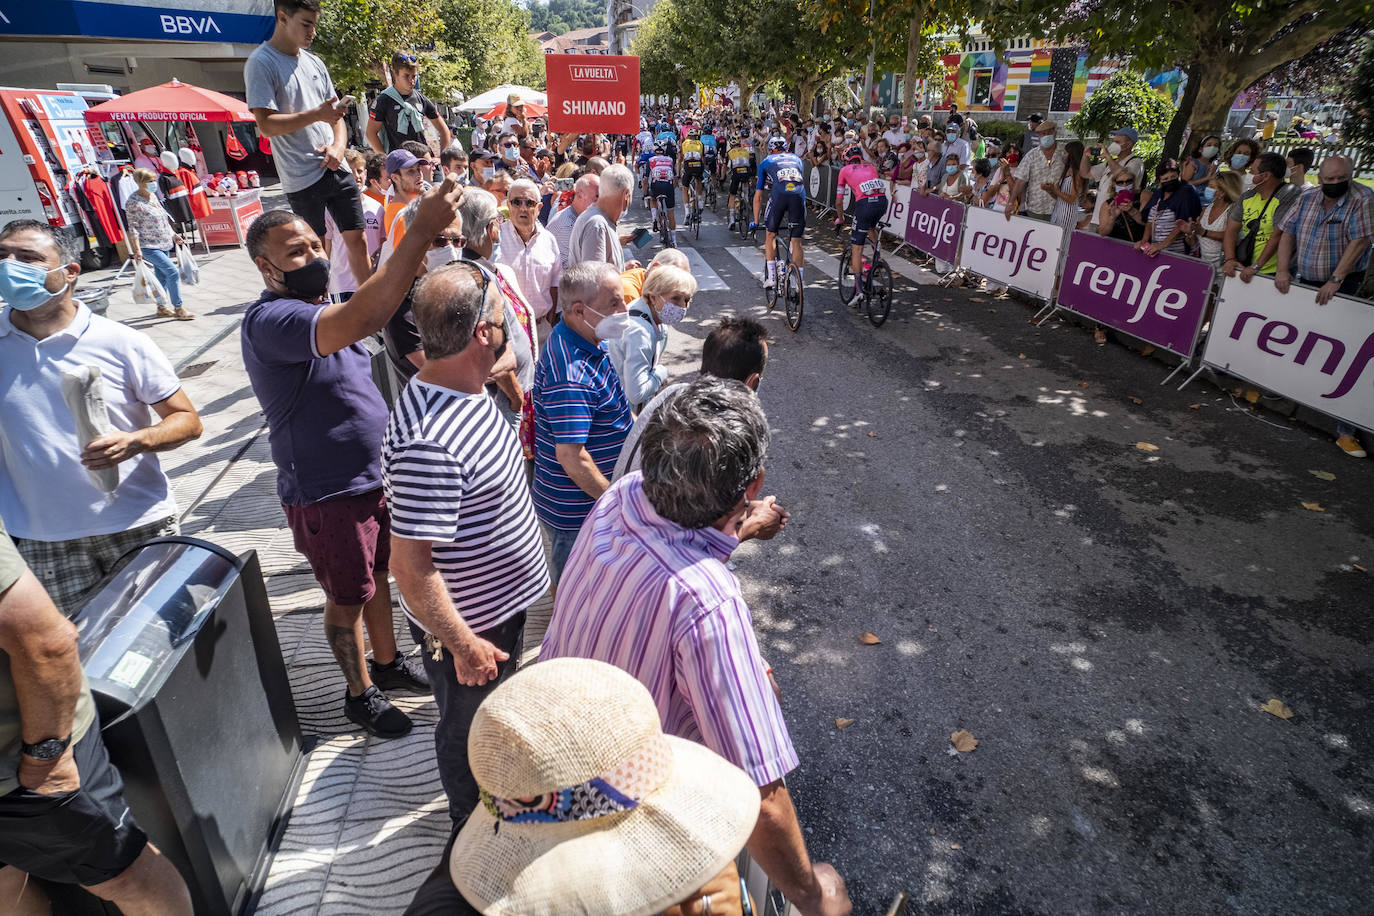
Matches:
[508,91,524,108]
[451,658,760,915]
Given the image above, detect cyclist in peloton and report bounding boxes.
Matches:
[679,127,706,218]
[752,136,807,290]
[725,134,756,231]
[834,144,891,303]
[655,121,679,161]
[701,123,720,189]
[647,139,679,247]
[636,141,654,208]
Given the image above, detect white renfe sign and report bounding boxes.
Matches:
[957,206,1066,300]
[882,184,911,241]
[1202,275,1374,432]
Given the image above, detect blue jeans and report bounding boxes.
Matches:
[542,523,580,586]
[142,247,182,308]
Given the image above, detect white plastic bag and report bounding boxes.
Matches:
[60,366,120,494]
[131,259,169,307]
[176,242,199,286]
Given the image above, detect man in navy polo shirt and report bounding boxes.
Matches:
[530,261,632,589]
[241,175,464,737]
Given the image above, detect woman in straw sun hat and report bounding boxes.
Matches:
[405,657,761,915]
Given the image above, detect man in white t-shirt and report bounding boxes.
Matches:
[0,220,203,613]
[882,115,907,149]
[385,262,549,827]
[327,149,386,297]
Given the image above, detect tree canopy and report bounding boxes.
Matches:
[528,0,605,34]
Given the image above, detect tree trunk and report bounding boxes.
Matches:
[1161,60,1202,162]
[799,77,823,119]
[902,9,925,119]
[1188,57,1242,141]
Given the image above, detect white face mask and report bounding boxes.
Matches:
[1108,142,1122,157]
[586,305,631,340]
[425,245,460,271]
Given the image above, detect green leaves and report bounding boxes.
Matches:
[1066,71,1175,142]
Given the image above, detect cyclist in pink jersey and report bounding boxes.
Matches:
[834,146,890,301]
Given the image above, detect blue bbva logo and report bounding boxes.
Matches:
[160,14,222,35]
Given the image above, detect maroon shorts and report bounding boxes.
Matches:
[283,488,390,606]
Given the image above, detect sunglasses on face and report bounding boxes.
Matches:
[502,142,519,149]
[509,198,539,208]
[432,234,465,248]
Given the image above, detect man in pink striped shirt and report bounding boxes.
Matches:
[540,377,852,916]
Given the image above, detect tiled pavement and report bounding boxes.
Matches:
[81,225,553,914]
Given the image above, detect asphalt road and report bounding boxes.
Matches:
[626,198,1373,915]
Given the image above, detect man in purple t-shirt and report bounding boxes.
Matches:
[240,177,465,737]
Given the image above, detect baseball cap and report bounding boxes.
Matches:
[1110,127,1139,143]
[469,148,495,161]
[507,91,523,107]
[385,148,423,173]
[1028,113,1044,124]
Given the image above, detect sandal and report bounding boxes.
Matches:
[173,308,196,321]
[156,306,175,318]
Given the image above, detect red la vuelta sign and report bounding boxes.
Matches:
[545,54,641,134]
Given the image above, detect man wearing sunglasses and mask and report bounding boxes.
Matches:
[240,176,464,738]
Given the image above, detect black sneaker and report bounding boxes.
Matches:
[369,652,432,694]
[344,685,412,738]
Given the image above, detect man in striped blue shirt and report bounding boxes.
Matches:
[530,261,633,586]
[385,261,549,828]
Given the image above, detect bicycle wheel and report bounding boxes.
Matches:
[838,247,857,308]
[784,260,803,332]
[765,260,778,311]
[866,260,892,327]
[692,208,701,241]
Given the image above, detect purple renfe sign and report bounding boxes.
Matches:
[904,192,963,263]
[1056,231,1214,356]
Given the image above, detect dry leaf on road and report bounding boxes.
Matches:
[1261,699,1294,720]
[1135,442,1160,452]
[950,843,963,850]
[859,632,882,645]
[867,431,878,438]
[1129,396,1143,405]
[1301,502,1325,512]
[1188,403,1201,410]
[950,730,979,752]
[1309,470,1336,481]
[834,717,856,730]
[1018,353,1028,359]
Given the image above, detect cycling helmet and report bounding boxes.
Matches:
[688,127,701,138]
[768,136,787,152]
[844,145,863,163]
[653,139,667,153]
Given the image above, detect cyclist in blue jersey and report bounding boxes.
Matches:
[636,144,654,206]
[655,124,679,162]
[752,136,807,290]
[701,127,720,188]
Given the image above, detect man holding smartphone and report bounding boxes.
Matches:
[246,0,372,283]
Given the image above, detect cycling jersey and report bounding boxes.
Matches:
[636,130,653,152]
[756,152,806,196]
[836,163,887,202]
[680,139,705,166]
[636,151,653,177]
[726,146,755,174]
[648,154,676,183]
[702,134,719,157]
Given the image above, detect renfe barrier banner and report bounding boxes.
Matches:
[904,191,963,263]
[882,184,911,241]
[1201,276,1374,432]
[958,207,1066,300]
[545,54,640,134]
[1056,232,1213,356]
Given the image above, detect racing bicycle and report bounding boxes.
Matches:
[757,236,804,332]
[653,194,673,248]
[839,219,894,327]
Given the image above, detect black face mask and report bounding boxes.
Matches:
[271,256,330,300]
[1159,179,1181,193]
[1321,180,1350,199]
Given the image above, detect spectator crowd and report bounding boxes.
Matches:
[0,0,1370,912]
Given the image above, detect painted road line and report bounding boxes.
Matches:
[676,247,729,291]
[725,246,766,284]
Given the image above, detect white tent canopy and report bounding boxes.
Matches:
[457,85,548,113]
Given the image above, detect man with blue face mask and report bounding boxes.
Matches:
[1006,119,1066,221]
[0,220,203,615]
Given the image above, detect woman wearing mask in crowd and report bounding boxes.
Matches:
[124,167,193,320]
[1097,175,1148,243]
[893,141,917,185]
[1138,158,1202,256]
[609,265,697,412]
[933,154,970,275]
[1185,170,1243,268]
[1181,135,1221,201]
[873,137,898,179]
[809,133,830,169]
[975,151,1012,298]
[1044,140,1087,232]
[1222,138,1261,192]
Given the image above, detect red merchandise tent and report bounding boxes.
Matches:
[84,79,254,123]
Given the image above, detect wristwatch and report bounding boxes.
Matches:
[21,735,72,761]
[1331,275,1344,285]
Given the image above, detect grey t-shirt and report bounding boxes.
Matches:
[244,43,337,194]
[568,206,624,271]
